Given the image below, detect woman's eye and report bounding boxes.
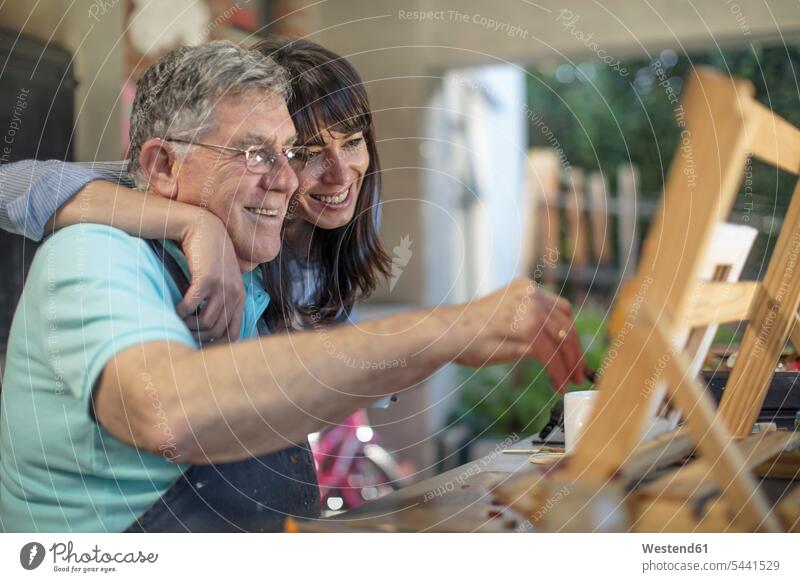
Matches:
[293,149,321,163]
[344,137,363,149]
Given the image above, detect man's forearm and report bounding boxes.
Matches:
[157,307,460,463]
[105,278,582,464]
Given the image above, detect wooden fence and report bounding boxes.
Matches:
[520,148,783,300]
[520,148,647,297]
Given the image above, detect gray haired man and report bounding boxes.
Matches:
[0,41,583,532]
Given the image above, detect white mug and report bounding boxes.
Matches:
[564,390,599,454]
[563,389,679,454]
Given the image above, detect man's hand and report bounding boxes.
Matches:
[176,209,245,342]
[453,278,585,392]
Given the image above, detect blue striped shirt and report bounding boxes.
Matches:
[0,160,130,241]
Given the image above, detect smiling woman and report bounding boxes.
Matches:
[255,37,390,330]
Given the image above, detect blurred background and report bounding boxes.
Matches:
[2,0,800,509]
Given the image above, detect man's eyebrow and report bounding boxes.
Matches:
[233,132,298,148]
[232,133,269,147]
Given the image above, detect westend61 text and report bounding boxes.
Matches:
[642,543,708,554]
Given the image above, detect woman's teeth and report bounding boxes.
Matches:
[247,207,279,216]
[310,190,348,205]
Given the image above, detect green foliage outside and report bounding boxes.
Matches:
[451,308,608,437]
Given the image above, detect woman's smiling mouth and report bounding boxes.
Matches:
[308,186,352,207]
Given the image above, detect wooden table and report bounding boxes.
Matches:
[292,435,550,532]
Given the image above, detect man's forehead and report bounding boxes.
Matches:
[215,92,296,145]
[234,130,297,147]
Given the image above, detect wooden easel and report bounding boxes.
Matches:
[495,67,800,533]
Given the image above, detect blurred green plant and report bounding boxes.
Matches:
[451,308,608,437]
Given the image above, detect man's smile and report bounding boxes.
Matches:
[245,206,281,217]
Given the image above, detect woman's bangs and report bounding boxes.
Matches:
[290,75,370,145]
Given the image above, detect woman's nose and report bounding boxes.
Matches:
[322,152,349,184]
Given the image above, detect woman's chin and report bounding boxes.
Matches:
[299,207,355,230]
[318,216,352,230]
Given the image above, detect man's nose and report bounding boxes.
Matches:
[262,155,298,196]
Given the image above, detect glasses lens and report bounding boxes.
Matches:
[245,148,274,173]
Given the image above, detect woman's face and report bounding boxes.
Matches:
[289,127,370,230]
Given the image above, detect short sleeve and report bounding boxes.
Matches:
[27,224,197,401]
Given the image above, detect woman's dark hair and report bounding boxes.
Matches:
[254,37,390,331]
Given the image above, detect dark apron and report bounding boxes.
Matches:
[124,242,320,532]
[125,442,320,532]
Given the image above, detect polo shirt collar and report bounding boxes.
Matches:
[161,240,270,339]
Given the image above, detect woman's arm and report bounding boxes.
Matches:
[56,180,245,341]
[0,159,128,240]
[0,159,244,341]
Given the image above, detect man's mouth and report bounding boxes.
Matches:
[246,207,280,217]
[309,188,349,206]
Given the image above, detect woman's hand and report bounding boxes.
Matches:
[176,209,245,343]
[46,178,245,342]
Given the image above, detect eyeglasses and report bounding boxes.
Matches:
[165,138,300,174]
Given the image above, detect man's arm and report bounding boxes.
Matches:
[97,279,585,464]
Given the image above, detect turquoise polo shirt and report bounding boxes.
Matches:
[0,224,270,532]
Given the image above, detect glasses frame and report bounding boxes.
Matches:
[165,138,300,174]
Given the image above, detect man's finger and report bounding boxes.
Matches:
[525,330,569,392]
[541,319,578,392]
[548,311,585,385]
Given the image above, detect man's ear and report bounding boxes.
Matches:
[138,139,182,199]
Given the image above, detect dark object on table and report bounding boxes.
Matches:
[538,399,564,440]
[703,370,800,430]
[538,366,596,441]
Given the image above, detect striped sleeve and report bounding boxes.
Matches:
[0,159,132,241]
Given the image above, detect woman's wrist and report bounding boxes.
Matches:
[158,195,226,246]
[172,198,213,243]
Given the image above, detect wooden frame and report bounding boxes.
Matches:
[495,67,800,532]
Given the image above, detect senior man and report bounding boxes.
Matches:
[0,42,584,532]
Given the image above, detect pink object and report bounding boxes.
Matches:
[311,410,406,510]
